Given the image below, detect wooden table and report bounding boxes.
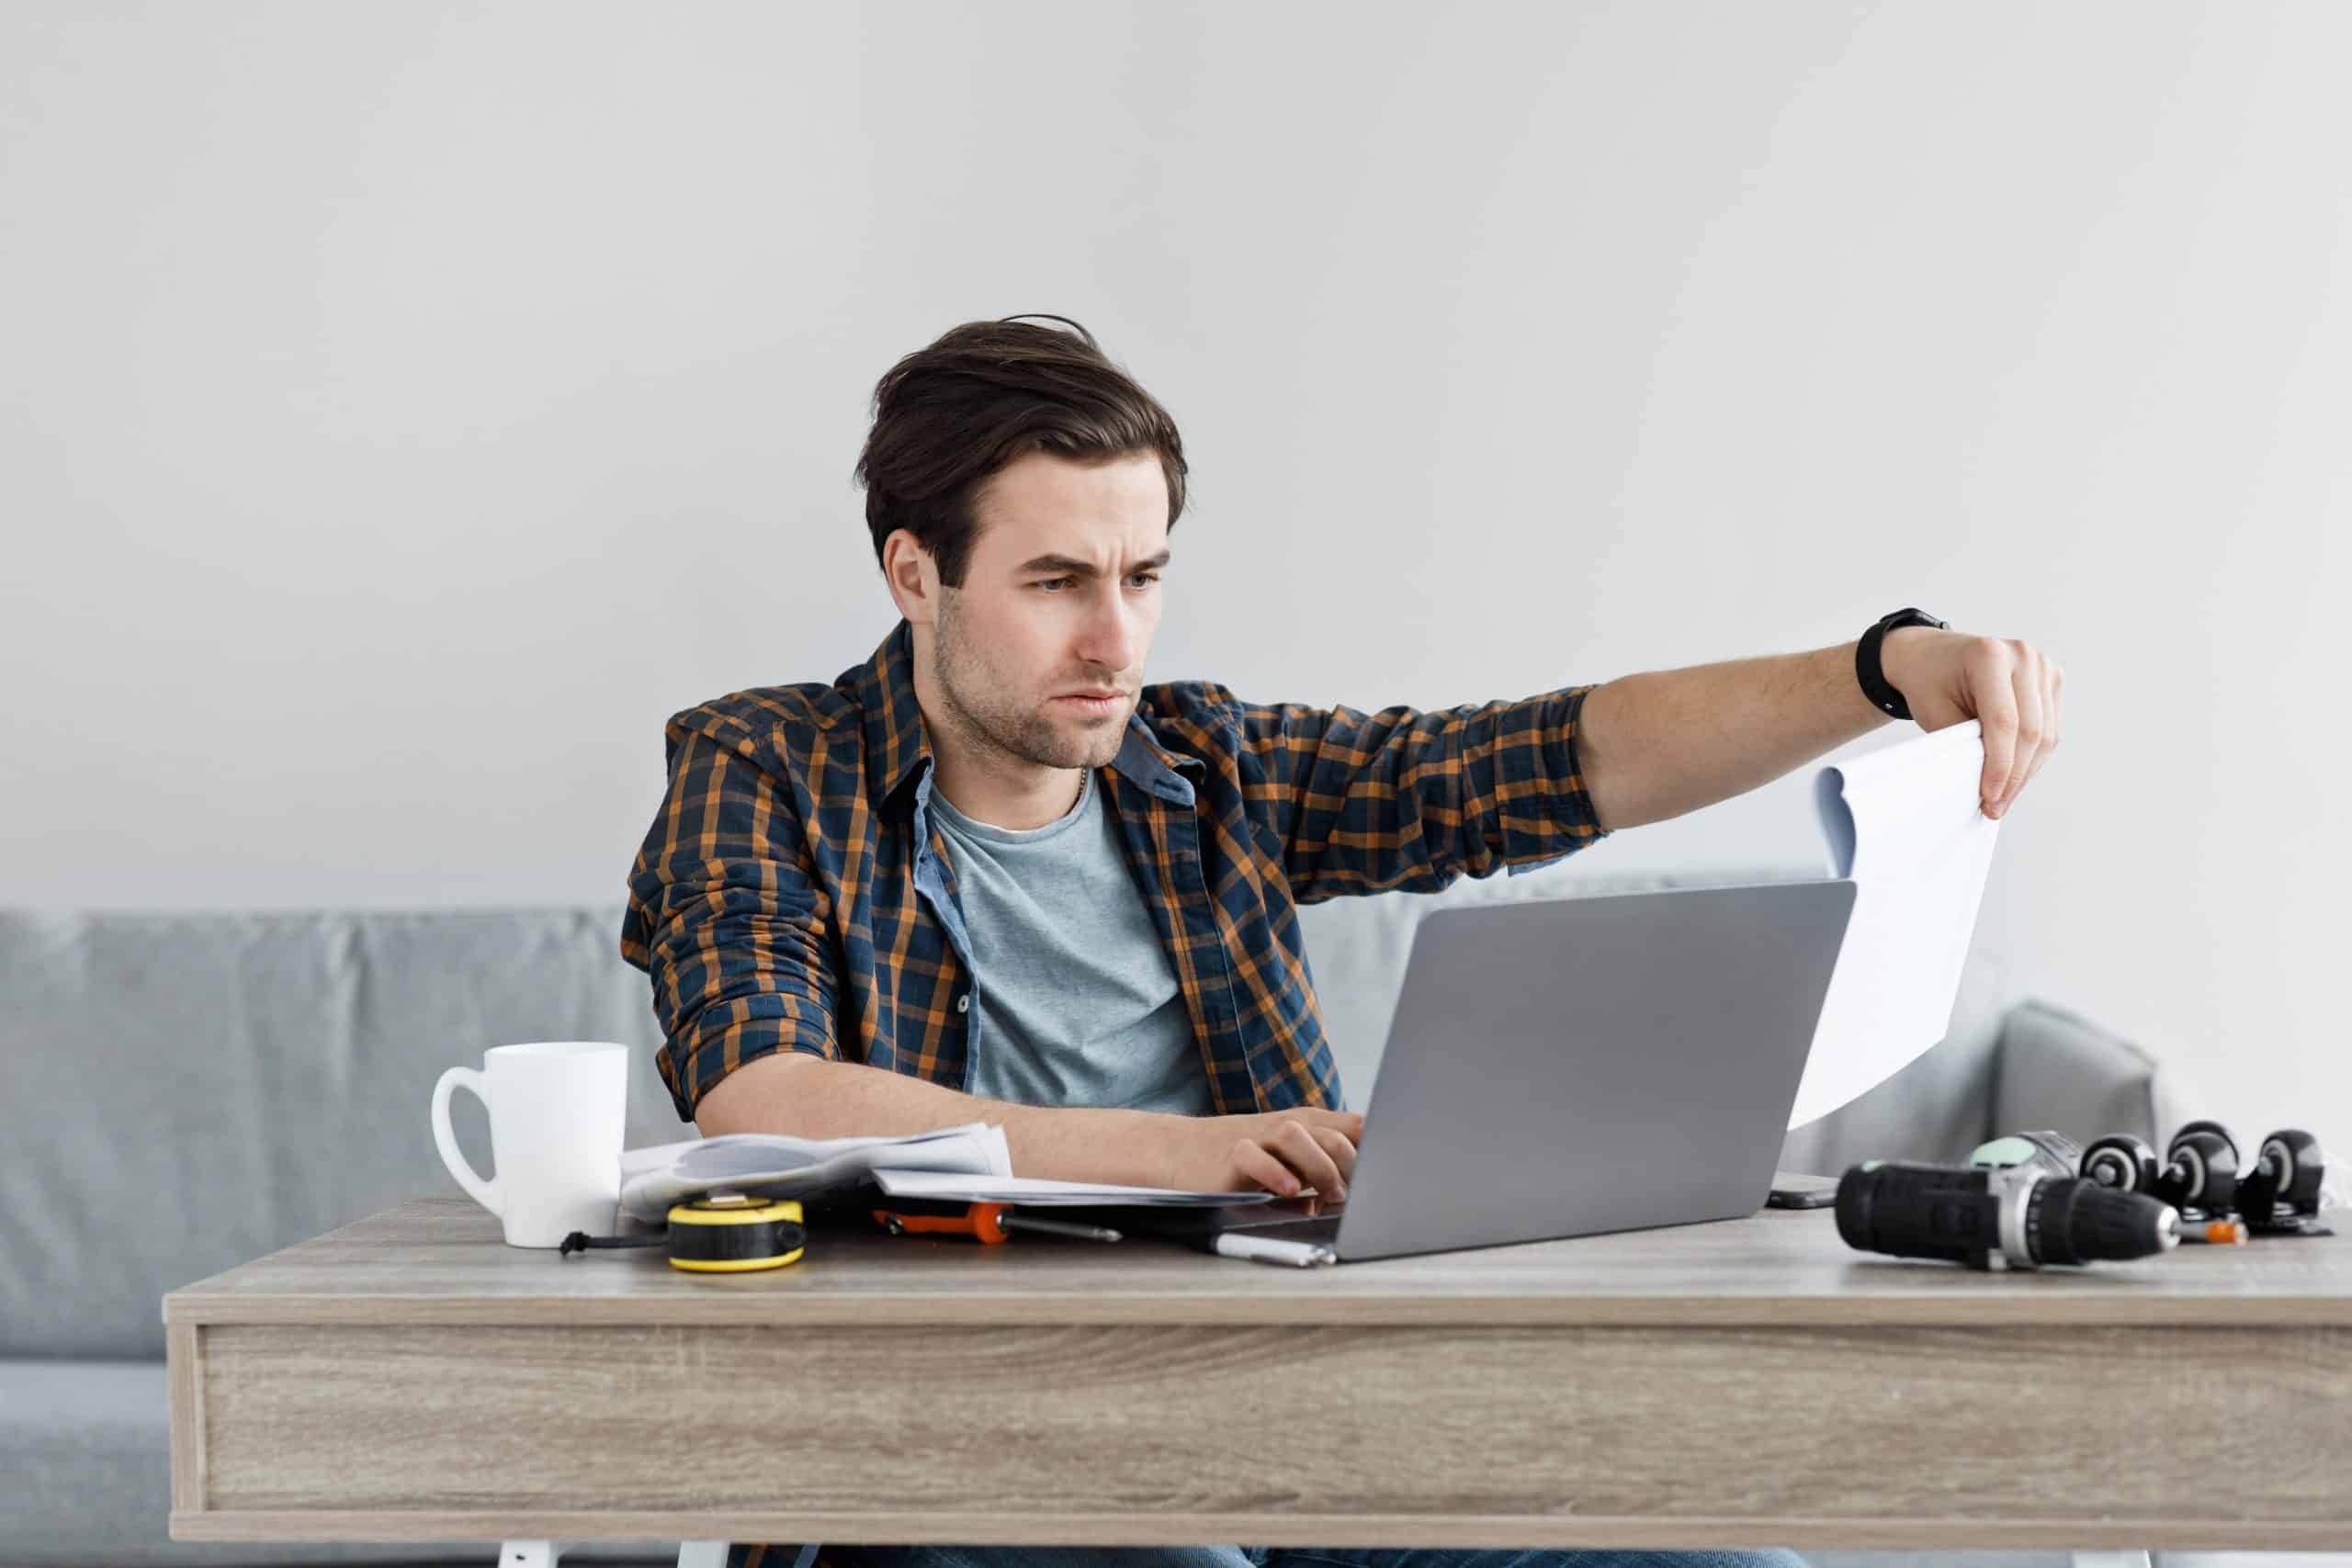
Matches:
[166,1194,2352,1558]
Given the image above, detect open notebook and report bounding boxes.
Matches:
[616,1122,1272,1220]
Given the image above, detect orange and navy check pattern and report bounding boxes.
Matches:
[621,618,1613,1129]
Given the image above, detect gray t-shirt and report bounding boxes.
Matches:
[928,766,1216,1115]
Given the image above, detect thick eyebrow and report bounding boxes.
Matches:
[1014,549,1171,578]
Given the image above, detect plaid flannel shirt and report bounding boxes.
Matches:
[620,618,1614,1127]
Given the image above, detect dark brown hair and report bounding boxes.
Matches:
[854,314,1189,589]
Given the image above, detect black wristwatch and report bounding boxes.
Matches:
[1856,606,1949,721]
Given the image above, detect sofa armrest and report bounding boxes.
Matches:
[1987,998,2191,1150]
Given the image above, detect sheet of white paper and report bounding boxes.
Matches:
[868,1168,1276,1207]
[1786,718,2003,1130]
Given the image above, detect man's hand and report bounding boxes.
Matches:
[1882,628,2064,820]
[1157,1108,1364,1213]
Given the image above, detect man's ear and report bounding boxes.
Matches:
[880,528,938,626]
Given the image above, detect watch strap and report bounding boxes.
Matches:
[1857,607,1949,721]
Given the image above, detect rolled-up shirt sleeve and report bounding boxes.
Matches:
[619,718,842,1123]
[1226,682,1614,902]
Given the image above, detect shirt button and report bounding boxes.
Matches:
[956,995,970,1014]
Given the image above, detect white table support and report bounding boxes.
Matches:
[492,1542,733,1567]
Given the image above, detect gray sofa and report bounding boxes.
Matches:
[0,861,2194,1568]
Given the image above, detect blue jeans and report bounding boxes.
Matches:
[812,1548,1808,1568]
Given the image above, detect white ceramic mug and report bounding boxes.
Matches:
[430,1041,629,1247]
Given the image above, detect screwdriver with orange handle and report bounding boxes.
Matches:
[869,1196,1123,1245]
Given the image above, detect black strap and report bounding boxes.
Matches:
[1856,607,1945,721]
[558,1231,668,1258]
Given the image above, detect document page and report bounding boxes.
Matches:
[1787,718,2003,1129]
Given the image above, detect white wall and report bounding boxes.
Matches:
[5,2,2345,1168]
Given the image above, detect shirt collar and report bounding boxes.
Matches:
[857,618,1204,813]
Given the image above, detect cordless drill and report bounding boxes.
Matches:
[1835,1157,2179,1270]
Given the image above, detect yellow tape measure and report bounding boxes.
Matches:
[559,1193,807,1272]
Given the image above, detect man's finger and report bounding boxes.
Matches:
[1276,1117,1347,1199]
[2018,660,2062,799]
[1312,1125,1359,1188]
[1231,1138,1298,1196]
[1997,651,2045,816]
[1974,641,2018,814]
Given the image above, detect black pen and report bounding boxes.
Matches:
[1000,1213,1124,1243]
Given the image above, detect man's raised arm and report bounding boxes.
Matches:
[1574,626,2064,828]
[1216,682,1615,902]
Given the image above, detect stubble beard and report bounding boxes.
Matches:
[933,592,1127,774]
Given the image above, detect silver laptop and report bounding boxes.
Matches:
[1174,878,1858,1263]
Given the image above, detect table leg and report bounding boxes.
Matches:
[498,1546,560,1568]
[676,1543,729,1568]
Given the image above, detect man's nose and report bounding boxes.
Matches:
[1074,588,1142,674]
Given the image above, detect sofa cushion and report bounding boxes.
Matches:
[0,909,682,1360]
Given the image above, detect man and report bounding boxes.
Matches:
[620,315,2063,1568]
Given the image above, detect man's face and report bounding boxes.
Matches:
[926,448,1170,773]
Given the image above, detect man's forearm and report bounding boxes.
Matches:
[1577,631,1927,831]
[693,1051,1172,1186]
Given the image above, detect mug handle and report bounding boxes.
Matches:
[431,1066,502,1216]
